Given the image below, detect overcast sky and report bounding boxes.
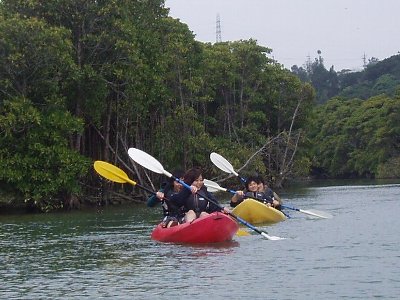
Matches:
[165,0,400,71]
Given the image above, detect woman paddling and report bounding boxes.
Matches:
[170,167,230,223]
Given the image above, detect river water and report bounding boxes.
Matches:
[1,182,399,299]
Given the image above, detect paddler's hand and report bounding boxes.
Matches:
[222,207,231,214]
[190,185,198,194]
[272,199,280,207]
[236,190,244,196]
[156,191,164,201]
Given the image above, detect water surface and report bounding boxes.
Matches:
[1,183,399,299]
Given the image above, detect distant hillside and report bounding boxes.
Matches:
[303,55,400,180]
[338,54,400,100]
[291,53,400,103]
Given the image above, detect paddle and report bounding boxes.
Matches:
[210,152,333,219]
[128,147,284,240]
[203,181,222,193]
[210,152,247,183]
[94,160,159,196]
[204,179,238,194]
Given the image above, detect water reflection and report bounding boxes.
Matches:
[152,240,240,258]
[1,183,400,299]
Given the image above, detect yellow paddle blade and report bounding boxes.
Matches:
[93,161,137,185]
[236,228,251,236]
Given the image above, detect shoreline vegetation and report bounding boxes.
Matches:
[2,177,400,214]
[0,189,144,214]
[1,2,399,213]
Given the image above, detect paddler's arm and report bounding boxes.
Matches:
[146,188,165,207]
[230,190,244,207]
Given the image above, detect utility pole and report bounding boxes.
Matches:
[216,13,222,43]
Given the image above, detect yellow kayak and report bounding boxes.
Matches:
[232,198,286,224]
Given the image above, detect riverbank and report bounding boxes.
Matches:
[0,189,145,215]
[3,177,399,214]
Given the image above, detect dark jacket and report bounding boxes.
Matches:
[146,182,185,218]
[230,190,273,207]
[170,186,221,216]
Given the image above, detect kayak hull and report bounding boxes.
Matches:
[232,198,286,224]
[151,212,239,244]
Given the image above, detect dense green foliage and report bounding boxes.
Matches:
[0,1,314,211]
[308,94,400,178]
[1,1,399,212]
[292,52,400,179]
[339,55,400,100]
[0,14,89,211]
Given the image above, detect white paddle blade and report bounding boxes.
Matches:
[210,152,239,176]
[203,179,226,192]
[301,209,333,219]
[261,232,285,240]
[204,185,220,193]
[128,148,165,174]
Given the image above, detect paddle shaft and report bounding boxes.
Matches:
[124,177,157,195]
[280,204,332,219]
[281,204,300,212]
[209,183,273,203]
[109,173,181,207]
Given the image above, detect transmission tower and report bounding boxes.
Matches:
[216,14,222,43]
[362,53,367,68]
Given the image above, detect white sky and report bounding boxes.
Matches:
[165,0,400,71]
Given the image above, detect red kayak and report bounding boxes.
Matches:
[151,212,239,244]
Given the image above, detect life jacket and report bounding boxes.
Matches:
[264,188,274,200]
[244,191,273,204]
[185,186,218,216]
[185,189,210,216]
[162,188,185,218]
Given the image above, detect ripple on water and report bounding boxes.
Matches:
[1,185,400,299]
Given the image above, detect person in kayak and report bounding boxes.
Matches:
[256,176,282,210]
[170,167,230,223]
[230,175,260,207]
[230,175,281,209]
[146,169,186,227]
